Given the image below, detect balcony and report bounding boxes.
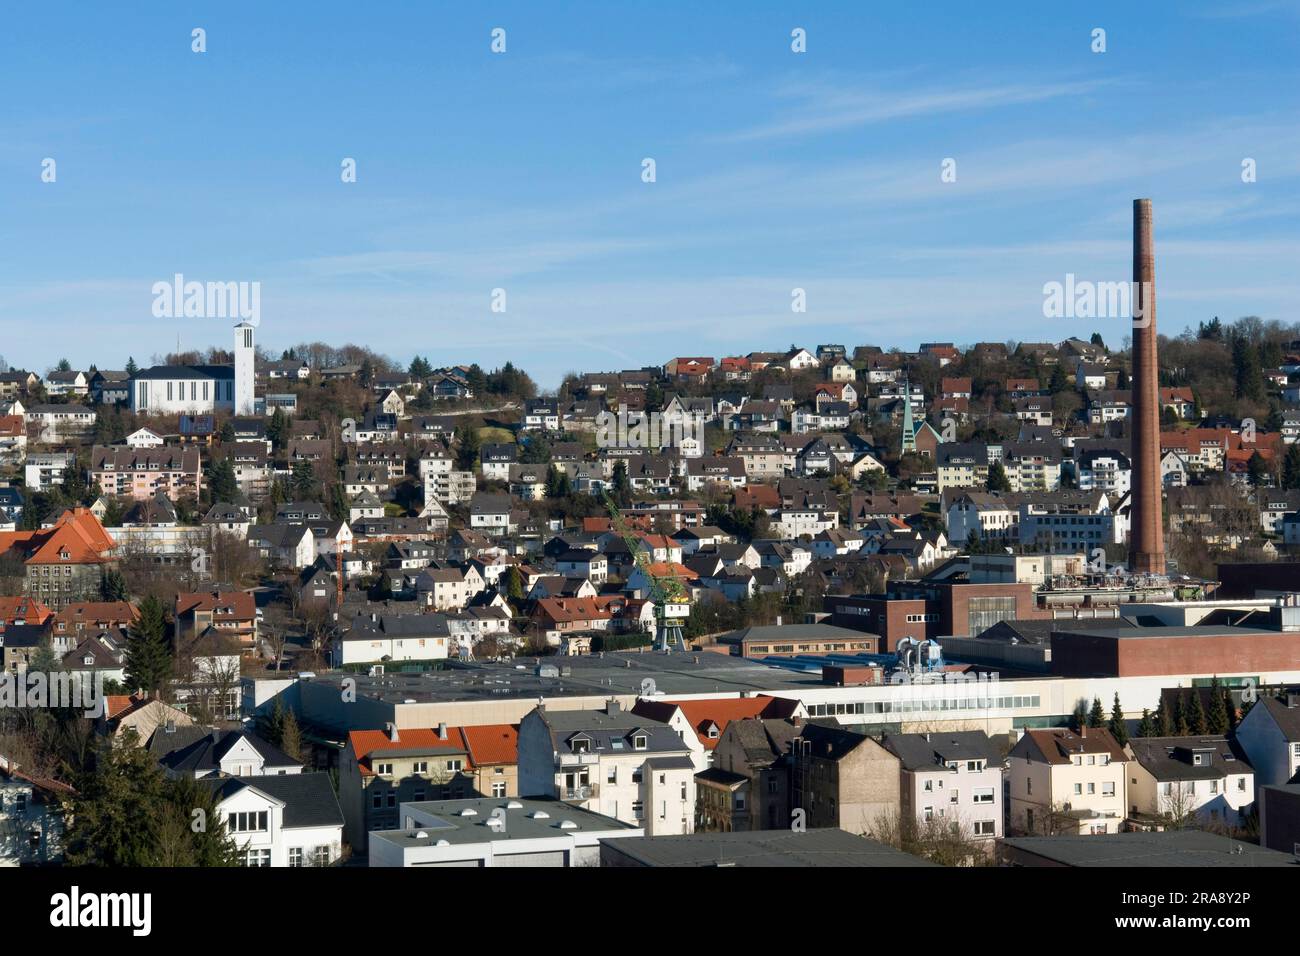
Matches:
[558,752,599,768]
[561,783,599,802]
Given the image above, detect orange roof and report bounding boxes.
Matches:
[534,596,618,624]
[347,725,518,774]
[461,724,519,767]
[635,696,797,750]
[0,509,115,566]
[53,601,137,627]
[0,595,53,626]
[176,590,256,619]
[734,484,780,510]
[639,534,678,550]
[0,415,24,437]
[642,561,698,581]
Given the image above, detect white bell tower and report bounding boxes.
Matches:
[234,321,255,415]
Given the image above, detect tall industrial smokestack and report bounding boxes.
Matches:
[1128,199,1165,574]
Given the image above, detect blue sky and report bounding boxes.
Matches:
[2,1,1299,387]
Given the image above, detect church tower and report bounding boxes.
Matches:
[234,321,255,415]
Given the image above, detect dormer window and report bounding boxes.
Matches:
[571,737,590,754]
[633,734,648,751]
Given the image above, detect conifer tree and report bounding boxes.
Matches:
[1088,696,1105,729]
[1206,677,1229,734]
[125,595,172,697]
[1108,693,1129,746]
[1186,687,1208,735]
[1137,708,1155,738]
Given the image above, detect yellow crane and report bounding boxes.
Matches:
[603,493,689,653]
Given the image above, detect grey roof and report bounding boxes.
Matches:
[884,731,1001,772]
[368,797,636,849]
[203,773,344,830]
[1127,736,1251,781]
[1001,831,1296,867]
[540,707,686,756]
[718,622,873,646]
[600,828,936,867]
[154,729,301,775]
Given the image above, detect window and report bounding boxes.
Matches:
[288,848,304,867]
[1087,783,1095,795]
[572,738,589,754]
[632,801,643,818]
[681,782,687,800]
[1102,782,1115,797]
[1209,780,1219,794]
[313,846,331,866]
[1073,783,1082,796]
[492,781,506,798]
[1237,777,1246,792]
[413,761,429,774]
[446,759,463,772]
[973,820,995,836]
[387,792,396,808]
[243,849,272,867]
[950,790,959,804]
[973,788,994,804]
[375,762,393,776]
[633,735,648,751]
[607,767,617,784]
[372,792,383,809]
[229,811,269,833]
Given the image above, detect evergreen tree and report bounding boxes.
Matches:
[1173,690,1191,736]
[986,461,1012,493]
[1137,708,1155,738]
[291,459,318,499]
[1206,677,1229,734]
[1224,687,1240,731]
[207,458,239,504]
[125,356,139,377]
[279,710,303,762]
[1156,698,1174,736]
[1108,692,1128,746]
[1283,444,1300,490]
[1088,696,1105,729]
[219,419,236,444]
[1072,700,1088,732]
[125,595,172,697]
[66,739,240,866]
[100,569,129,602]
[1247,451,1269,487]
[267,407,289,452]
[329,481,350,522]
[1186,687,1208,735]
[505,565,524,602]
[455,426,481,472]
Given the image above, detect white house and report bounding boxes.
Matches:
[1235,695,1300,788]
[885,731,1005,848]
[205,773,344,867]
[517,700,697,836]
[1127,735,1255,829]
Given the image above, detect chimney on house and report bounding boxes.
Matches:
[1079,725,1087,738]
[606,699,621,716]
[437,722,448,740]
[1128,198,1166,575]
[386,723,400,743]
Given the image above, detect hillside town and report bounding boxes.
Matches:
[3,207,1300,872]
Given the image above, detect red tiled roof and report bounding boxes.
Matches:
[461,724,519,766]
[0,509,115,566]
[176,590,256,619]
[0,595,53,626]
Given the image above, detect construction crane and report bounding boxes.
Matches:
[603,493,690,653]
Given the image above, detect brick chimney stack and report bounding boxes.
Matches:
[1128,199,1166,575]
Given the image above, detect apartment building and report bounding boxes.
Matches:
[340,722,518,853]
[1127,735,1255,829]
[885,731,1004,846]
[517,700,696,836]
[1008,727,1129,835]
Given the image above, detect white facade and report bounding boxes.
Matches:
[215,779,343,868]
[235,322,256,416]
